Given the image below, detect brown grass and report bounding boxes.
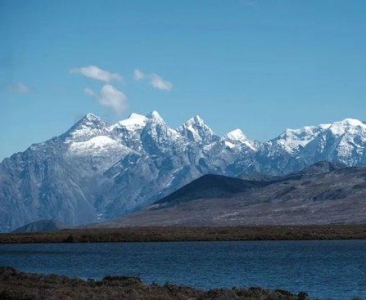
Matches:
[1,225,366,244]
[0,267,308,300]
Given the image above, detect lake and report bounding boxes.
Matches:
[0,240,365,299]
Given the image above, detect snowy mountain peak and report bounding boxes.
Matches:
[271,118,366,156]
[178,115,217,143]
[337,118,365,127]
[185,115,205,126]
[63,113,107,142]
[147,110,163,119]
[329,118,366,130]
[130,112,145,119]
[323,118,366,136]
[77,113,105,127]
[281,126,320,141]
[225,129,256,151]
[183,115,213,132]
[110,113,148,130]
[272,124,328,154]
[145,111,166,125]
[84,113,101,121]
[226,129,247,141]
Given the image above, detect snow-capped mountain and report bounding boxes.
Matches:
[1,112,366,231]
[178,115,220,145]
[252,118,366,175]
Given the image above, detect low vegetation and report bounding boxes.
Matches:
[1,225,366,243]
[0,267,309,300]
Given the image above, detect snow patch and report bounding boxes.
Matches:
[68,136,127,155]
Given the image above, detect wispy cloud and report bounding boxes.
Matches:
[133,68,173,91]
[149,73,173,91]
[133,69,145,81]
[8,82,32,94]
[70,66,123,83]
[85,84,127,114]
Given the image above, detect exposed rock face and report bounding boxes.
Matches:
[2,111,366,231]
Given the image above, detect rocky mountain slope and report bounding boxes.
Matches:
[12,219,64,233]
[100,162,366,227]
[2,112,366,231]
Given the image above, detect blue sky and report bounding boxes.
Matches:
[1,0,366,160]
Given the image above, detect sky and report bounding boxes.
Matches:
[1,0,366,160]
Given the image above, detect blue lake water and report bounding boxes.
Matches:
[0,240,366,299]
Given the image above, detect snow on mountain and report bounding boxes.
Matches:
[109,113,148,130]
[146,110,166,123]
[68,136,128,156]
[225,129,257,151]
[178,115,219,144]
[226,129,246,141]
[63,113,108,142]
[267,124,330,154]
[2,113,366,231]
[302,118,366,165]
[328,118,366,135]
[254,118,366,175]
[266,118,366,157]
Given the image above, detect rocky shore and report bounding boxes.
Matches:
[0,267,309,300]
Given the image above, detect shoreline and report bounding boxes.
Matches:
[1,225,366,244]
[0,267,308,300]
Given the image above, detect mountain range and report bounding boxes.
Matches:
[2,112,366,231]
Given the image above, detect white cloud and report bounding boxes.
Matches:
[70,66,123,83]
[9,82,32,94]
[133,69,145,81]
[84,84,127,114]
[149,73,173,91]
[132,69,173,91]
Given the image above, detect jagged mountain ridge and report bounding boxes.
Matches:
[1,112,366,231]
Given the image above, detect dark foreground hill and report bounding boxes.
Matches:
[99,162,366,227]
[155,174,271,206]
[0,267,309,300]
